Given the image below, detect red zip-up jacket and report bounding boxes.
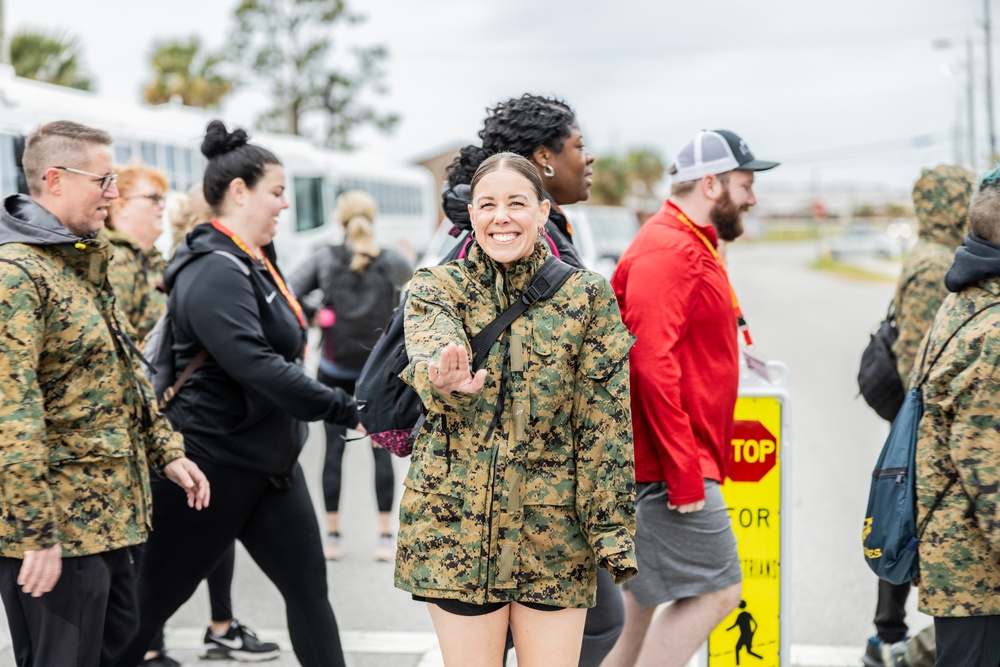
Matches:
[611,200,738,505]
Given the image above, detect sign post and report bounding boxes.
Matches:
[704,360,791,667]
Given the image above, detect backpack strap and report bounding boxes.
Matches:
[161,250,247,401]
[469,256,576,370]
[213,249,250,276]
[915,301,1000,390]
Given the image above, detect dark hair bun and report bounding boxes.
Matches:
[201,120,250,159]
[445,145,493,187]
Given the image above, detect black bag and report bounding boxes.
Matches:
[355,254,575,456]
[858,303,905,422]
[862,302,998,584]
[319,245,400,369]
[142,250,247,404]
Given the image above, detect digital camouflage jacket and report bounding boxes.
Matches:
[912,263,1000,616]
[103,227,167,343]
[396,241,637,608]
[891,165,973,382]
[0,195,185,559]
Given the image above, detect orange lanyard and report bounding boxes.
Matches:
[674,209,753,347]
[211,219,308,329]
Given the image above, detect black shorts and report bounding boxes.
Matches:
[413,595,563,616]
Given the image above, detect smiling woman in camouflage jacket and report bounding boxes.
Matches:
[396,153,636,667]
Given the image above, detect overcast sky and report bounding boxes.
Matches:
[6,0,991,194]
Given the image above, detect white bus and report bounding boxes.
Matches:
[0,66,437,273]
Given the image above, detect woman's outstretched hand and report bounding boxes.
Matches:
[428,342,487,394]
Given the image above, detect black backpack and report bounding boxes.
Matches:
[355,252,575,456]
[858,303,905,422]
[319,245,401,369]
[142,250,247,404]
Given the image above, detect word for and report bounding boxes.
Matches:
[726,506,773,528]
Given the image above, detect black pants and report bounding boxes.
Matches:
[135,540,236,653]
[874,579,911,643]
[934,615,1000,667]
[579,568,626,667]
[317,370,395,514]
[114,459,345,667]
[0,548,138,667]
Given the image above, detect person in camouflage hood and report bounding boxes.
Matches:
[863,164,974,667]
[102,161,170,343]
[0,120,209,667]
[396,154,636,666]
[910,167,1000,665]
[890,164,975,382]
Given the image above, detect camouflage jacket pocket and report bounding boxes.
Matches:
[398,461,480,592]
[49,429,131,463]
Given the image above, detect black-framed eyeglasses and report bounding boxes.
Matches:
[125,193,166,205]
[51,166,118,191]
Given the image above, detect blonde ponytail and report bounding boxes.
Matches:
[336,190,380,274]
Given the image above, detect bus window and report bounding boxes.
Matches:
[0,134,19,197]
[114,142,133,165]
[294,177,325,232]
[140,142,158,167]
[342,178,424,216]
[164,145,186,190]
[190,151,206,184]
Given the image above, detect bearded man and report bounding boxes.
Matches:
[605,130,778,667]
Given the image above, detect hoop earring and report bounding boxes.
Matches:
[543,164,555,178]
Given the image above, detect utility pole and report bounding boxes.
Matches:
[969,36,978,171]
[985,0,998,162]
[0,0,10,66]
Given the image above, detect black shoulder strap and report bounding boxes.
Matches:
[916,301,1000,390]
[469,256,576,370]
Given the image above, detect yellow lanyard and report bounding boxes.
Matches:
[211,219,308,329]
[674,208,753,347]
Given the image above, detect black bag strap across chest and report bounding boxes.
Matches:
[469,256,576,370]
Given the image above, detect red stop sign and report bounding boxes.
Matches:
[728,421,778,482]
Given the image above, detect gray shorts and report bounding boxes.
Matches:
[622,480,742,607]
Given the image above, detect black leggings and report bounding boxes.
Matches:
[317,370,395,514]
[114,459,345,667]
[136,540,235,653]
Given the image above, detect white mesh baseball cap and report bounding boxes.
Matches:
[670,130,779,183]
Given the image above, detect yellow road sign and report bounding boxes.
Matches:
[708,395,783,667]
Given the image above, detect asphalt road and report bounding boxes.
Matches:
[0,240,931,666]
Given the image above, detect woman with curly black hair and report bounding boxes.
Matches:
[443,94,594,270]
[439,95,626,667]
[115,121,363,667]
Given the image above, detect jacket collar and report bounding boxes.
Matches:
[663,199,720,247]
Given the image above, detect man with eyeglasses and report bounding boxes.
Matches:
[0,120,210,667]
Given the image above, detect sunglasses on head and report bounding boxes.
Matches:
[51,166,118,191]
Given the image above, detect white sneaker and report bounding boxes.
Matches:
[323,533,344,561]
[374,534,395,562]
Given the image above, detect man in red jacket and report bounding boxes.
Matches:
[604,130,778,667]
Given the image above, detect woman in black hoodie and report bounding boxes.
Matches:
[117,121,362,667]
